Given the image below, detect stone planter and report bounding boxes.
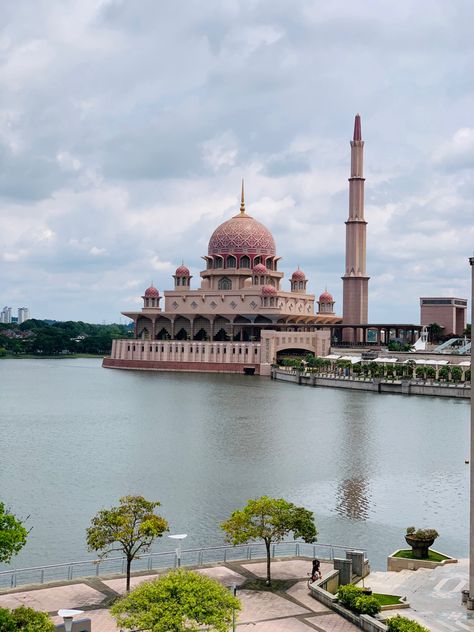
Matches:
[405,535,434,559]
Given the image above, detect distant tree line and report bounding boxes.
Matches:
[0,319,132,356]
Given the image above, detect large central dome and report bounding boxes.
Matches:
[208,210,276,256]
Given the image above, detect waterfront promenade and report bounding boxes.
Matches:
[0,557,473,631]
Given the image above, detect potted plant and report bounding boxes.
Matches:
[405,527,439,559]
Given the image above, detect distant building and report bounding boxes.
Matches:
[1,306,12,324]
[17,307,30,324]
[420,297,467,336]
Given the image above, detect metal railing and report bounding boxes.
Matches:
[0,541,365,590]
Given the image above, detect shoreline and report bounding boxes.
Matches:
[272,367,471,399]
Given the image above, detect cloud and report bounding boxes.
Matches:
[433,128,474,170]
[0,0,473,322]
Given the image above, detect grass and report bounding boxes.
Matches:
[393,549,449,562]
[373,592,403,605]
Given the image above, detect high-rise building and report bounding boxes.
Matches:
[420,297,467,336]
[18,307,30,324]
[1,306,12,324]
[342,114,369,342]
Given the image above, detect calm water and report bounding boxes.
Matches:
[0,358,469,571]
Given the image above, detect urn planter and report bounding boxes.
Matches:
[404,535,435,559]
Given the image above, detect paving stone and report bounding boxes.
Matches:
[237,588,310,623]
[101,573,160,594]
[195,565,247,586]
[242,559,332,580]
[0,583,105,612]
[286,580,331,612]
[238,618,320,631]
[306,613,360,631]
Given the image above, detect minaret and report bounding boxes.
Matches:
[342,114,369,342]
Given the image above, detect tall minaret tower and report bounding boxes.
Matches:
[342,114,369,342]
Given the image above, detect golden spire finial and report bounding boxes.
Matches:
[240,179,245,214]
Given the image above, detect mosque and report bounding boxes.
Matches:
[103,115,368,375]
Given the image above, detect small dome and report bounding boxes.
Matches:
[253,263,267,274]
[291,269,306,281]
[261,284,277,297]
[319,291,334,304]
[175,265,190,277]
[144,285,160,298]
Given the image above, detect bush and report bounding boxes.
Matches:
[353,595,380,615]
[0,606,54,631]
[337,584,380,616]
[406,527,438,540]
[386,614,430,632]
[450,366,462,382]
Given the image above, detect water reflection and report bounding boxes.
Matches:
[335,395,373,520]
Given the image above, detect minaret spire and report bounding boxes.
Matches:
[342,113,369,343]
[353,113,361,141]
[240,179,245,214]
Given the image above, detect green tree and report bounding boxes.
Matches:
[0,502,29,564]
[438,366,449,381]
[0,606,55,631]
[427,323,443,343]
[450,366,462,382]
[221,496,317,585]
[86,495,169,592]
[111,569,240,632]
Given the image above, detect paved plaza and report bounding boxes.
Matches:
[0,558,473,631]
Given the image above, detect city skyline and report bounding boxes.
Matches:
[0,1,473,323]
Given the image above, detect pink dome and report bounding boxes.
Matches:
[175,265,190,276]
[319,291,334,304]
[291,269,306,281]
[208,212,276,257]
[261,284,277,296]
[253,263,267,274]
[144,285,159,298]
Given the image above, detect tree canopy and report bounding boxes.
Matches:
[111,569,240,632]
[0,502,29,564]
[0,606,54,631]
[221,496,317,585]
[86,495,169,591]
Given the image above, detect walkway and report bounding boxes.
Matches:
[2,557,474,630]
[0,558,357,631]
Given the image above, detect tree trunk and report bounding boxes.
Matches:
[126,556,132,592]
[265,540,271,586]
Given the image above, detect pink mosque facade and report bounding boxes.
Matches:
[104,116,368,375]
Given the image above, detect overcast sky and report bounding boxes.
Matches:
[0,0,473,324]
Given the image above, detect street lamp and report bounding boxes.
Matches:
[58,609,84,632]
[168,533,187,568]
[229,583,237,632]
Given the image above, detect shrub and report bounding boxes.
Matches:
[337,585,380,615]
[450,366,462,382]
[0,606,54,631]
[406,527,438,540]
[466,369,471,382]
[353,595,380,615]
[337,584,362,608]
[386,614,430,632]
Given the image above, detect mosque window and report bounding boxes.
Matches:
[226,255,237,268]
[218,277,232,290]
[207,259,213,269]
[128,345,130,351]
[253,256,261,266]
[240,255,250,269]
[161,346,164,352]
[215,258,223,268]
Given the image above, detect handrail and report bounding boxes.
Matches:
[0,541,366,590]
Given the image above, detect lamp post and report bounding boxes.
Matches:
[58,609,84,632]
[229,583,237,632]
[168,533,187,568]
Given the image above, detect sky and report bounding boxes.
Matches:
[0,0,473,324]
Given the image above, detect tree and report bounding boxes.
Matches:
[111,569,240,632]
[427,323,443,343]
[221,496,317,585]
[0,606,54,631]
[0,502,29,564]
[86,495,169,592]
